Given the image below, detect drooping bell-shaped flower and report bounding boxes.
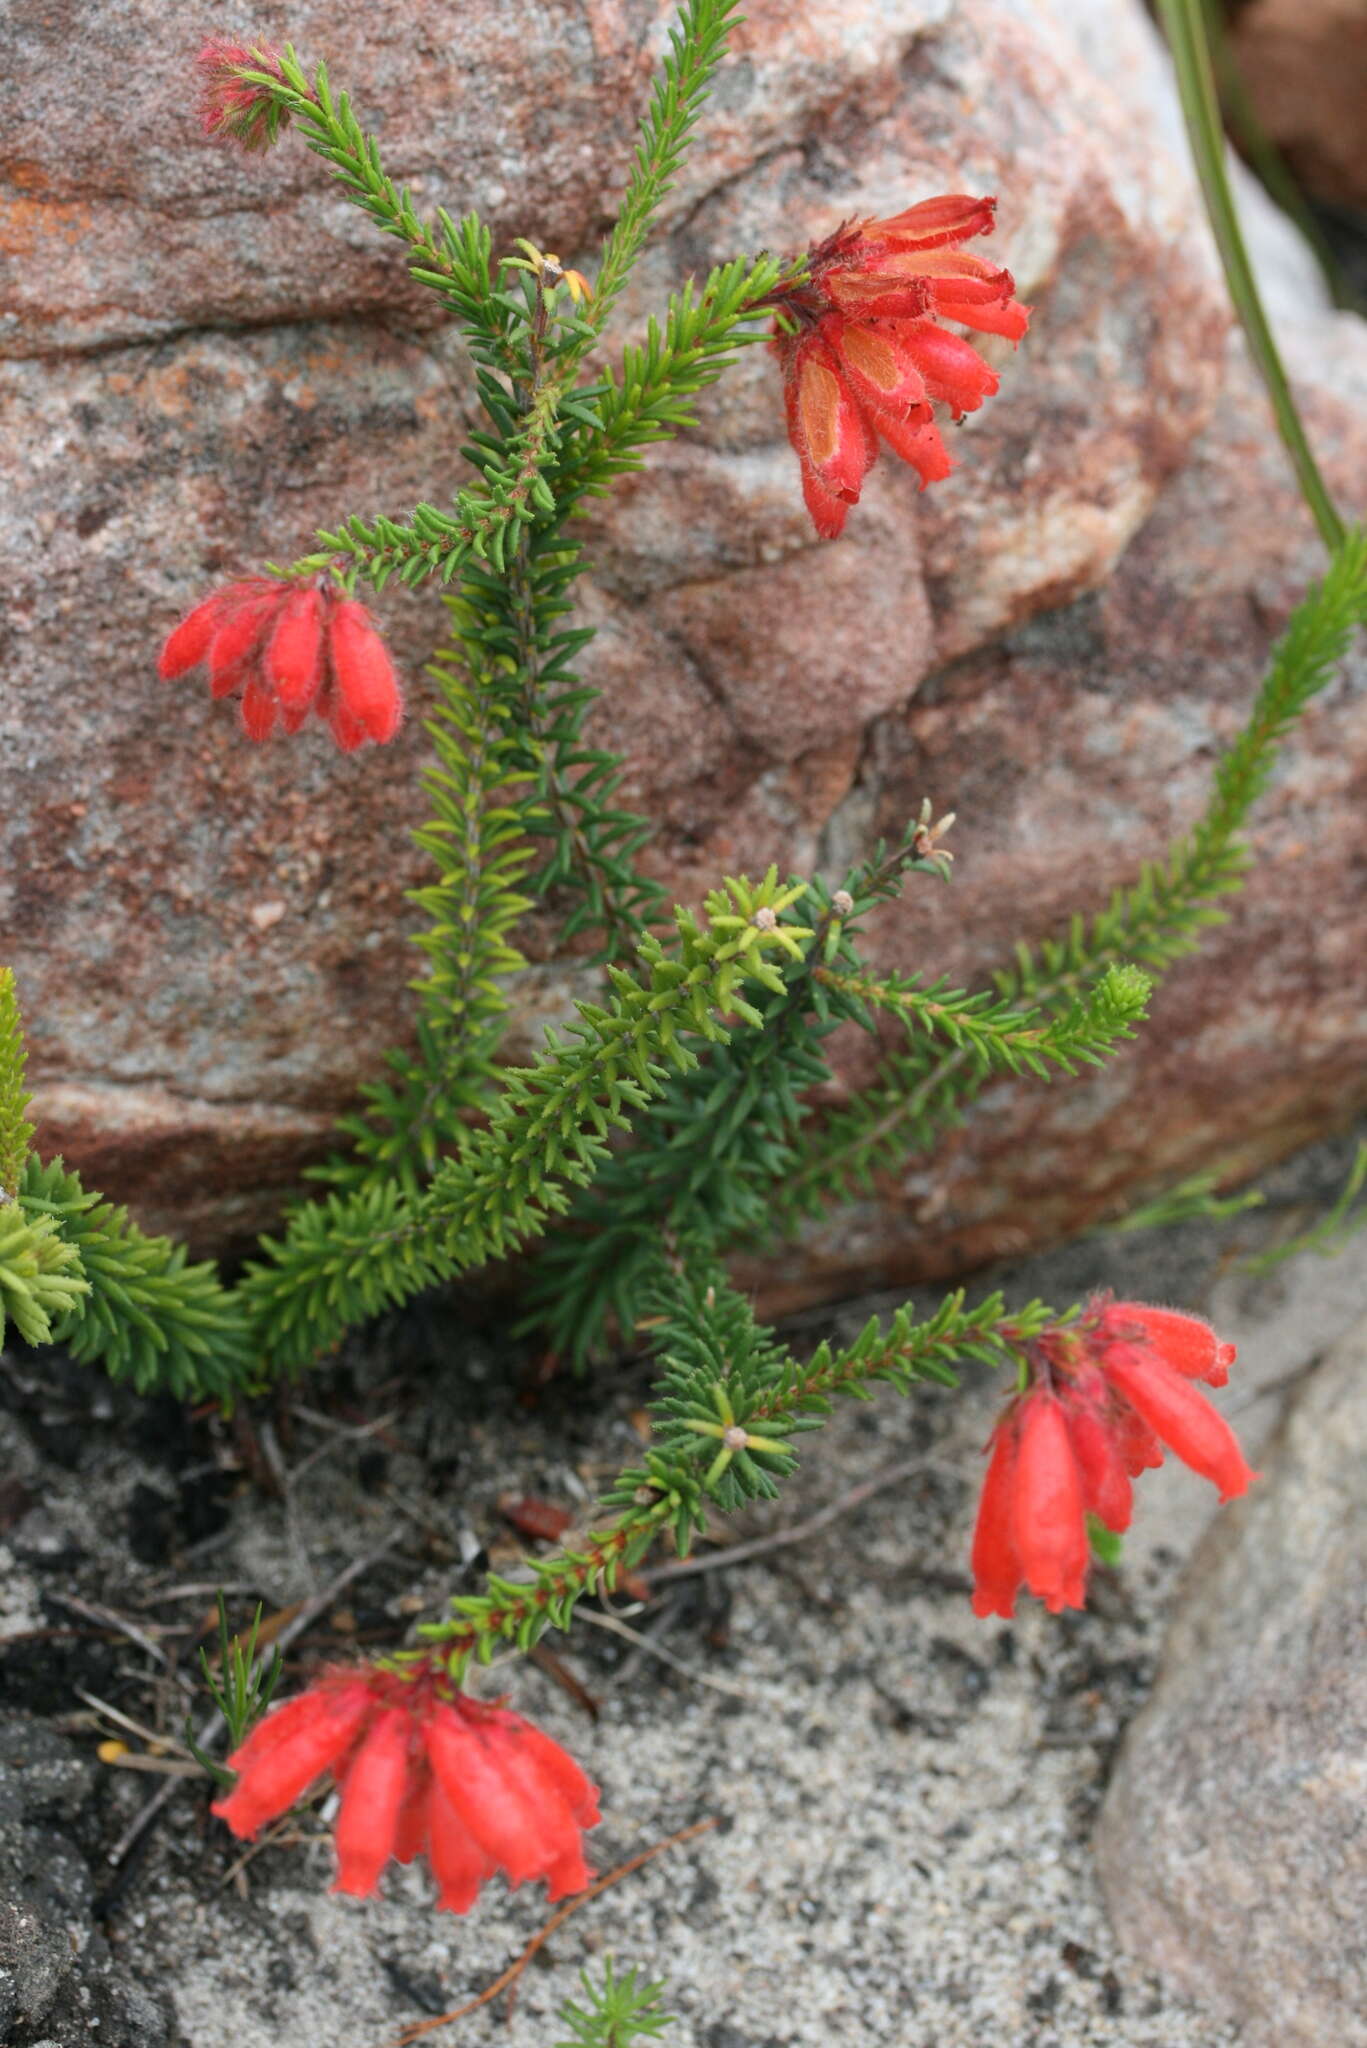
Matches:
[969,1296,1254,1619]
[159,578,405,751]
[212,1661,599,1912]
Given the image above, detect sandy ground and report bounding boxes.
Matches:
[2,1125,1364,2048]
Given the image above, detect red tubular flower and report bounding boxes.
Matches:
[212,1677,376,1839]
[1098,1300,1236,1387]
[970,1423,1024,1620]
[1101,1343,1255,1503]
[265,586,326,713]
[969,1295,1254,1619]
[158,579,405,752]
[325,600,405,749]
[768,192,1030,536]
[212,1662,599,1912]
[196,37,293,155]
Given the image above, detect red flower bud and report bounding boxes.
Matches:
[1012,1395,1089,1614]
[818,313,931,423]
[158,590,238,679]
[1101,1302,1236,1387]
[239,675,278,741]
[157,579,406,753]
[425,1779,493,1914]
[212,1678,374,1839]
[265,586,326,713]
[898,321,1001,418]
[872,194,1000,250]
[1066,1403,1134,1533]
[870,407,953,489]
[327,601,405,744]
[332,1706,413,1897]
[207,587,279,693]
[970,1423,1024,1619]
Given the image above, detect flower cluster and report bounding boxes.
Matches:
[195,37,293,154]
[213,1663,600,1910]
[159,580,404,751]
[971,1299,1254,1618]
[769,194,1030,538]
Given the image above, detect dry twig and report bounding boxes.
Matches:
[572,1607,760,1702]
[641,1454,948,1586]
[384,1818,718,2047]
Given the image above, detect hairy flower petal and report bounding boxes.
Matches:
[332,1707,413,1897]
[864,404,953,487]
[821,315,931,421]
[1067,1405,1134,1533]
[910,247,1018,303]
[868,193,999,249]
[158,591,240,679]
[932,295,1032,342]
[1102,1302,1236,1387]
[899,323,1001,417]
[971,1422,1023,1618]
[425,1780,493,1914]
[425,1710,552,1887]
[1013,1395,1090,1614]
[327,601,405,744]
[1103,1344,1256,1501]
[266,586,326,713]
[213,1681,374,1840]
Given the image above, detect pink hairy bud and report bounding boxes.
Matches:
[195,37,293,155]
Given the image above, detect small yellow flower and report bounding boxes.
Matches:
[509,239,594,303]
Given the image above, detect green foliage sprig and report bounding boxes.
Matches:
[519,825,1015,1364]
[776,532,1367,1222]
[555,1960,677,2048]
[18,1156,250,1398]
[421,1246,1051,1676]
[587,0,746,337]
[308,616,538,1197]
[816,960,1151,1078]
[186,1596,283,1785]
[457,534,667,957]
[0,1203,88,1351]
[238,873,813,1375]
[556,253,789,503]
[0,972,88,1347]
[0,969,35,1199]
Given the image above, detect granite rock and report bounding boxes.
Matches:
[2,0,1364,1271]
[1095,1314,1367,2048]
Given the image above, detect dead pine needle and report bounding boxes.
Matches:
[384,1817,718,2048]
